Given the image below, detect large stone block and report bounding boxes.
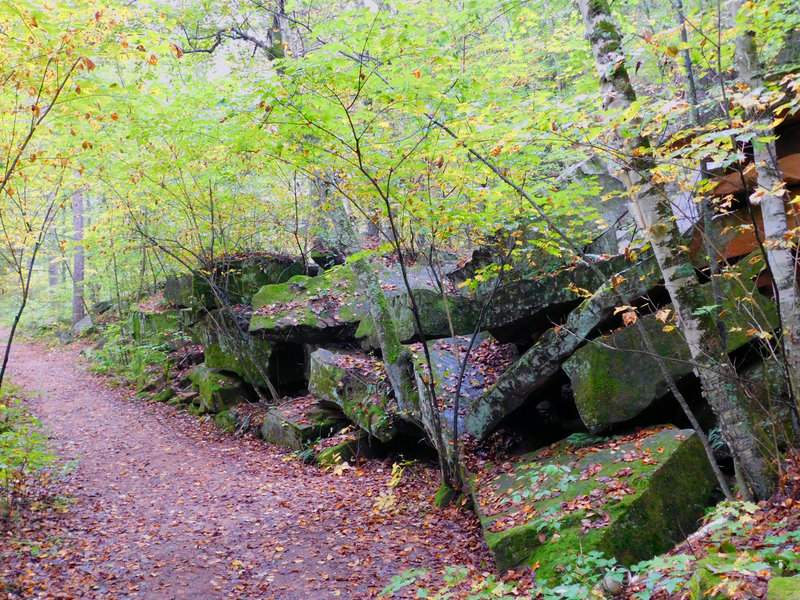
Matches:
[469,427,716,580]
[165,254,305,309]
[466,254,661,439]
[259,396,346,450]
[250,267,363,343]
[563,258,777,433]
[481,253,631,344]
[195,311,275,390]
[250,262,476,346]
[130,307,195,347]
[307,348,400,442]
[187,364,251,414]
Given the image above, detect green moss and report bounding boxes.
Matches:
[250,267,360,337]
[188,364,248,414]
[214,410,237,432]
[470,429,716,580]
[196,311,275,389]
[564,256,779,433]
[588,19,622,53]
[687,554,770,600]
[434,484,456,508]
[151,388,176,403]
[358,290,478,349]
[168,393,190,407]
[316,439,359,465]
[767,577,800,600]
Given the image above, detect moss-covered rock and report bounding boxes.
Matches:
[163,274,197,309]
[767,576,800,600]
[250,261,477,346]
[314,430,370,465]
[688,553,773,600]
[469,427,716,579]
[166,255,305,309]
[356,289,478,349]
[260,396,346,451]
[405,335,506,457]
[250,266,363,343]
[151,388,176,403]
[740,359,796,450]
[214,410,238,433]
[466,255,661,440]
[187,364,251,414]
[434,484,456,508]
[168,391,197,407]
[563,259,777,433]
[195,311,275,389]
[307,348,400,442]
[481,254,631,344]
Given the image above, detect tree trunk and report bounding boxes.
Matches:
[320,180,457,487]
[71,190,85,324]
[578,0,776,499]
[730,0,800,422]
[48,256,59,287]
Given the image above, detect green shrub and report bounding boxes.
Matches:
[0,385,57,521]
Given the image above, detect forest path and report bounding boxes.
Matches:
[1,338,487,599]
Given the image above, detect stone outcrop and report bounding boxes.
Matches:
[356,289,477,349]
[468,427,716,579]
[307,348,400,442]
[187,364,252,414]
[403,335,515,465]
[466,254,661,439]
[480,253,632,344]
[195,310,275,390]
[250,263,477,345]
[165,253,305,309]
[250,267,363,343]
[563,258,777,433]
[260,396,346,451]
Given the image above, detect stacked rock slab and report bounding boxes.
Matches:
[187,364,251,414]
[307,348,400,442]
[469,427,716,580]
[466,254,661,439]
[165,254,305,309]
[480,253,631,344]
[563,256,777,433]
[404,334,503,464]
[250,262,478,345]
[196,310,275,390]
[260,396,346,451]
[250,266,363,343]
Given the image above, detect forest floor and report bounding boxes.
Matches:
[0,338,490,599]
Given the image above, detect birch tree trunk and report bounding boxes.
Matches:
[71,190,85,324]
[730,0,800,419]
[578,0,775,499]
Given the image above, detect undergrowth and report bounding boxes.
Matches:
[380,485,800,599]
[0,383,59,523]
[85,327,177,390]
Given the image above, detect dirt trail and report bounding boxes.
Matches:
[1,339,488,599]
